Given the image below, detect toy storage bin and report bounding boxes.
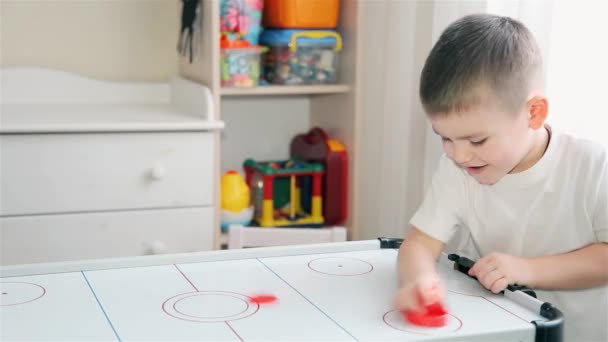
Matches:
[220,0,264,45]
[220,39,263,87]
[260,29,342,85]
[263,0,340,29]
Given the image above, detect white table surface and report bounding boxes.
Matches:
[1,241,547,341]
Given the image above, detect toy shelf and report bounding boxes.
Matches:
[179,0,361,249]
[220,85,351,96]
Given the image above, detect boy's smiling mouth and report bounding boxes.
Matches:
[464,165,488,174]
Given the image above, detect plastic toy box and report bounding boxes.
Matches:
[263,0,340,29]
[260,29,342,85]
[220,38,263,87]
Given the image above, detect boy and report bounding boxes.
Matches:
[395,14,608,341]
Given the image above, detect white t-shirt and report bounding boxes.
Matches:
[411,129,608,341]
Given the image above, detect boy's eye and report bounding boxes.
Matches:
[470,138,488,146]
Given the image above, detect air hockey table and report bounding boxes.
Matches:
[1,238,563,341]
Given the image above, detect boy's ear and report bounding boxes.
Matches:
[527,96,549,129]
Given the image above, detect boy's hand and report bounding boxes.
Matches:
[394,272,446,312]
[469,252,533,293]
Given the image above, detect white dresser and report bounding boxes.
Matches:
[0,68,224,265]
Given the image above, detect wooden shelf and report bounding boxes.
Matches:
[220,84,351,96]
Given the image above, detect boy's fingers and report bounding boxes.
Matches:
[472,258,496,280]
[395,287,423,312]
[479,268,502,290]
[417,281,445,307]
[418,291,432,307]
[469,257,486,276]
[490,277,509,294]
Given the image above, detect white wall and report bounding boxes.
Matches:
[545,0,608,148]
[355,0,432,240]
[220,97,311,173]
[0,0,179,81]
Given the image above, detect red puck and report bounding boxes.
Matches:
[249,294,278,304]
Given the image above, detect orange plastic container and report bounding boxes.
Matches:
[263,0,340,29]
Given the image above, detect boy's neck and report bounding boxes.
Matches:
[510,126,550,174]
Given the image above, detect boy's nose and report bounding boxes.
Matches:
[451,143,473,164]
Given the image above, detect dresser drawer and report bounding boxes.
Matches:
[0,132,215,215]
[0,206,215,265]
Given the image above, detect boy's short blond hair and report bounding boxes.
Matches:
[420,14,543,116]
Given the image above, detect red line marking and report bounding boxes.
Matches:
[174,264,198,291]
[482,297,529,323]
[226,321,245,341]
[447,289,483,297]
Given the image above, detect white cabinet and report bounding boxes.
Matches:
[1,132,215,215]
[0,68,224,265]
[1,207,215,265]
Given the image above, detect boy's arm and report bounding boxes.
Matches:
[395,227,446,311]
[395,155,466,309]
[528,147,608,289]
[521,152,608,289]
[473,151,608,293]
[469,243,608,293]
[398,227,445,285]
[526,243,608,289]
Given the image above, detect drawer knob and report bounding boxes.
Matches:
[150,164,166,180]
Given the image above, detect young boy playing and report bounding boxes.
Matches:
[395,14,607,341]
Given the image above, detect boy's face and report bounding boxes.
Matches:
[430,99,537,185]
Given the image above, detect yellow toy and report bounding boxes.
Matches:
[220,170,254,231]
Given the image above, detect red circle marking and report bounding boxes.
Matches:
[173,294,249,319]
[307,257,374,276]
[162,291,260,323]
[0,282,46,306]
[383,309,463,335]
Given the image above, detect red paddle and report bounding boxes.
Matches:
[402,302,448,327]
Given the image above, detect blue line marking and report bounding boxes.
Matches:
[81,272,121,341]
[256,258,358,341]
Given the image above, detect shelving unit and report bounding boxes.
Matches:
[179,0,361,249]
[220,84,351,96]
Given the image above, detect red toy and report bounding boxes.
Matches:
[402,302,448,327]
[290,127,348,226]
